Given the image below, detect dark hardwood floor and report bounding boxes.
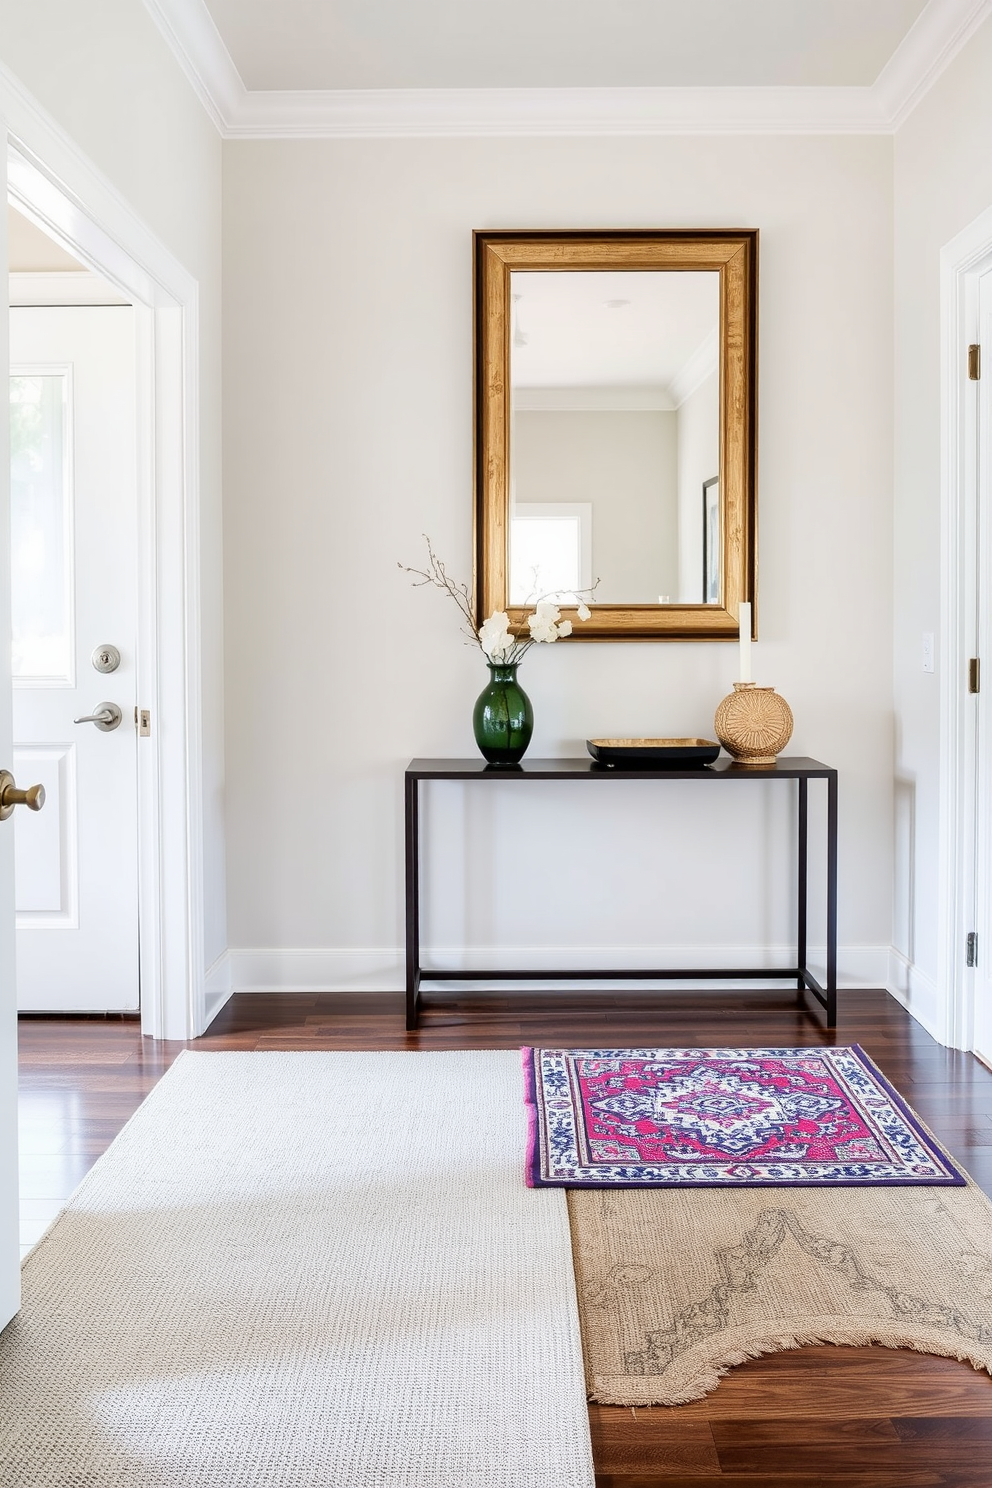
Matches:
[16,987,992,1486]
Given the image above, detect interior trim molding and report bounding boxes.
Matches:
[142,0,992,138]
[2,60,209,1041]
[204,950,233,1027]
[514,386,674,413]
[874,0,992,128]
[140,0,241,133]
[886,948,944,1045]
[220,86,891,140]
[228,945,890,994]
[937,202,992,1055]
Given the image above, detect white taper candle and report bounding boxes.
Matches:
[738,602,752,682]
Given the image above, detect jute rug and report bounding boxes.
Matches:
[568,1179,992,1404]
[0,1051,595,1488]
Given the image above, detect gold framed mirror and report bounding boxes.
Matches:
[474,229,757,640]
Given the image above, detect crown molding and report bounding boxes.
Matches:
[222,84,891,139]
[141,0,244,132]
[514,386,675,412]
[142,0,992,139]
[874,0,992,129]
[669,329,719,409]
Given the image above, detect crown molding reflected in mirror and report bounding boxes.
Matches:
[474,229,757,640]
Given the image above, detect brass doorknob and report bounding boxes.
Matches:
[0,769,46,823]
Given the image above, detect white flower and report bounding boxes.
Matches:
[557,619,573,638]
[478,611,514,659]
[528,613,557,644]
[527,601,562,644]
[577,602,591,622]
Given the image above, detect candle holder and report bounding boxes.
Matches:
[714,682,794,766]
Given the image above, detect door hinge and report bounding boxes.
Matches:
[135,707,151,737]
[969,657,981,693]
[969,344,981,380]
[967,931,978,967]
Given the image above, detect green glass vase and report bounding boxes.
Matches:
[473,663,534,764]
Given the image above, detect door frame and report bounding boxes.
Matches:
[938,205,992,1052]
[1,69,206,1039]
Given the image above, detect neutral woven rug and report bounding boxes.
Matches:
[569,1179,992,1404]
[0,1051,595,1488]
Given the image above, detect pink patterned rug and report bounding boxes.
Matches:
[523,1046,965,1188]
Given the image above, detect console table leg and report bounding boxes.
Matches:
[797,777,808,994]
[826,771,838,1028]
[404,775,421,1031]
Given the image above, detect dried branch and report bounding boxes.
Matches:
[397,535,479,643]
[399,533,599,664]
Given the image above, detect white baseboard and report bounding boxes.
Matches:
[203,951,234,1028]
[228,948,404,993]
[228,944,891,994]
[886,948,946,1043]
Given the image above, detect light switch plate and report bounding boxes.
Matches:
[922,632,935,673]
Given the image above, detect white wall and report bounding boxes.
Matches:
[892,15,992,1030]
[513,409,678,602]
[677,370,719,602]
[223,134,894,986]
[0,0,227,970]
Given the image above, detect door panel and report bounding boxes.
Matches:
[1,209,20,1330]
[13,744,74,917]
[975,267,992,1067]
[10,307,138,1012]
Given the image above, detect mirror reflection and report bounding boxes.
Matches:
[509,270,720,607]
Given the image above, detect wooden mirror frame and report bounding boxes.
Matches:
[474,229,758,640]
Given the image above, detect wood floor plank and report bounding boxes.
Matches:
[892,1417,992,1442]
[597,1376,992,1420]
[705,1418,901,1445]
[711,1442,992,1473]
[589,1413,720,1473]
[594,1469,990,1488]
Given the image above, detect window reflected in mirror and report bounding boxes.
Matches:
[509,270,720,606]
[508,502,591,605]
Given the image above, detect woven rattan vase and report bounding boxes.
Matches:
[714,682,794,765]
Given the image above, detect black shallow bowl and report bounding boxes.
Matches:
[586,737,722,769]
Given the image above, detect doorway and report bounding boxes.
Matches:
[9,243,140,1011]
[970,266,992,1066]
[939,206,992,1063]
[4,123,207,1041]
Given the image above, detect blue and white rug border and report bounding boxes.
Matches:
[522,1044,967,1189]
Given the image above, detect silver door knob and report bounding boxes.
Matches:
[0,769,46,823]
[73,701,123,732]
[91,644,121,674]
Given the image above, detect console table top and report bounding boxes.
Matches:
[407,756,835,781]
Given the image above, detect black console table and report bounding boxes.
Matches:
[404,757,838,1031]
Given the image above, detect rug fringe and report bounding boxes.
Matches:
[587,1326,992,1406]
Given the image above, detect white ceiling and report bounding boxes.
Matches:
[202,0,927,92]
[511,271,718,397]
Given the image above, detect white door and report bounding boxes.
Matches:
[974,267,992,1065]
[1,249,20,1332]
[10,306,138,1012]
